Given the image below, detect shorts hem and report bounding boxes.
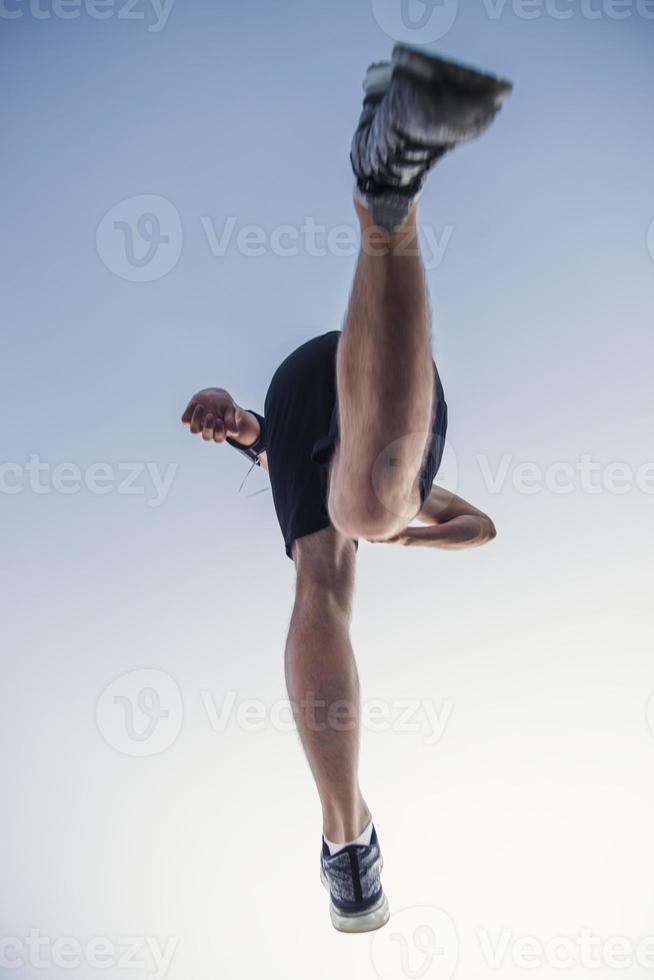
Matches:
[284,520,360,560]
[284,518,334,559]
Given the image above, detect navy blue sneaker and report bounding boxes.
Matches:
[320,826,390,932]
[351,44,513,230]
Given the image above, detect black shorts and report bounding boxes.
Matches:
[263,331,448,560]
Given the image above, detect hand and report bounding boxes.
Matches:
[385,532,413,546]
[368,515,497,549]
[181,388,259,445]
[366,530,413,546]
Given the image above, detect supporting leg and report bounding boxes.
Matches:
[328,200,435,541]
[285,526,371,843]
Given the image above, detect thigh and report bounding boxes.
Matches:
[328,360,447,534]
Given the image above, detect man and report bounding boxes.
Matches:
[182,44,511,933]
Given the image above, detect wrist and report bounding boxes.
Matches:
[226,409,266,461]
[233,409,261,447]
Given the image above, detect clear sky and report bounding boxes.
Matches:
[2,2,654,978]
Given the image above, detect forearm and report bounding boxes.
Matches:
[394,514,496,549]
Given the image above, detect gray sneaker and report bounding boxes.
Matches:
[320,825,390,933]
[351,44,513,230]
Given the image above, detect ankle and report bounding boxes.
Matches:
[354,189,420,234]
[355,201,420,259]
[323,800,372,843]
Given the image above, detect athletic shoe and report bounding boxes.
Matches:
[320,825,390,933]
[351,44,513,230]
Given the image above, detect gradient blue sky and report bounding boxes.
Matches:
[2,2,654,978]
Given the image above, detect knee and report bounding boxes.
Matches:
[328,487,406,542]
[328,448,420,542]
[293,528,355,608]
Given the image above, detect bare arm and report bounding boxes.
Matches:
[383,485,497,549]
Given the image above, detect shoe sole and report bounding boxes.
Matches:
[393,44,513,106]
[363,61,392,97]
[320,868,390,933]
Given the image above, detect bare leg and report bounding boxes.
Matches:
[285,526,371,843]
[328,200,435,541]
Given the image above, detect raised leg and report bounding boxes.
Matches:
[328,200,435,541]
[285,526,371,843]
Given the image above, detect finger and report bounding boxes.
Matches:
[223,404,237,436]
[202,414,215,442]
[213,417,226,443]
[190,404,205,434]
[181,402,196,427]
